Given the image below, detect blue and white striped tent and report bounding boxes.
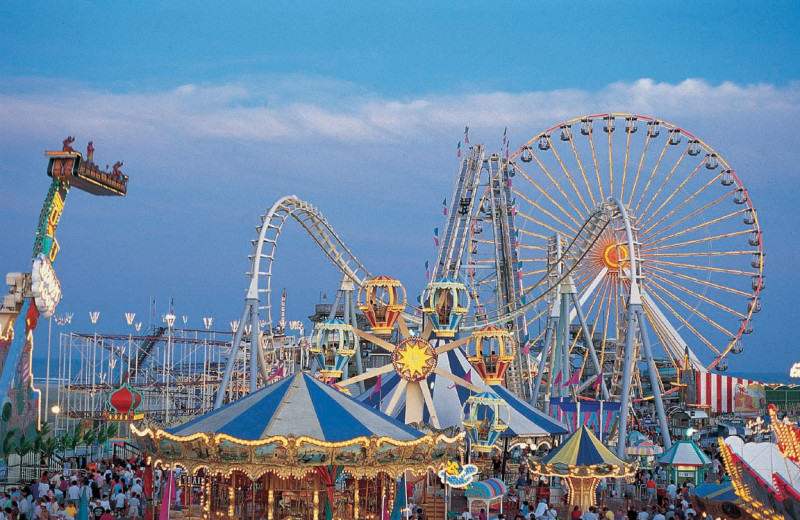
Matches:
[357,347,567,437]
[167,371,423,442]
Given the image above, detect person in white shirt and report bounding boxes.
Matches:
[533,499,548,520]
[460,507,473,520]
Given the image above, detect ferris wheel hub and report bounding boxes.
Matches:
[392,337,437,382]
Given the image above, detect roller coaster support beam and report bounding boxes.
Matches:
[570,291,610,400]
[616,302,639,458]
[531,312,557,410]
[214,303,250,409]
[637,307,672,450]
[248,297,260,393]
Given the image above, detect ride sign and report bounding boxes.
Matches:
[31,254,61,318]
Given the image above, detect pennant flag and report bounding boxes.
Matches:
[449,368,471,389]
[522,339,531,355]
[265,363,285,383]
[464,126,470,144]
[457,140,461,158]
[502,127,507,145]
[433,227,439,247]
[592,372,603,391]
[370,374,383,397]
[515,229,520,247]
[442,198,448,216]
[553,370,563,388]
[563,370,581,387]
[505,146,510,159]
[425,260,430,280]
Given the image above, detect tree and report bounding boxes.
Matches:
[82,428,97,462]
[16,434,33,480]
[2,429,18,462]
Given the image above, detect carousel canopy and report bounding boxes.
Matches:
[168,371,423,442]
[358,346,567,437]
[659,439,712,468]
[540,425,628,468]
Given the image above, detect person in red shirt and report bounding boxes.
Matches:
[646,477,657,505]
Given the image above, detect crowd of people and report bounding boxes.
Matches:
[0,456,152,520]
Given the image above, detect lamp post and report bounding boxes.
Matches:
[89,311,100,413]
[203,317,213,409]
[164,312,176,423]
[124,313,136,384]
[46,313,72,423]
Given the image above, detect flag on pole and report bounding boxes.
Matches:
[442,198,448,216]
[592,372,603,391]
[433,228,439,247]
[425,260,430,280]
[522,336,532,355]
[464,126,470,144]
[505,145,510,159]
[457,140,461,158]
[515,229,520,247]
[502,127,507,145]
[553,370,563,388]
[370,374,383,397]
[563,370,580,387]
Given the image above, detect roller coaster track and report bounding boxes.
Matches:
[251,195,639,337]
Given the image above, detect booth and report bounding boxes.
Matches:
[658,439,711,486]
[465,478,508,518]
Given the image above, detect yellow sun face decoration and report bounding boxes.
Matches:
[392,337,437,382]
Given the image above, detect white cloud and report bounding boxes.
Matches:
[2,77,797,147]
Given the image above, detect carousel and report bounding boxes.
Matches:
[529,425,636,511]
[132,371,463,520]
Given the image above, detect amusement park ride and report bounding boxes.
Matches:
[217,113,765,457]
[7,113,765,463]
[0,138,128,456]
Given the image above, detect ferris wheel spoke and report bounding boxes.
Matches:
[514,193,580,235]
[647,264,752,298]
[432,367,483,393]
[643,229,751,252]
[585,121,606,202]
[644,277,733,340]
[642,208,749,248]
[384,379,408,417]
[633,138,672,218]
[518,228,552,242]
[514,164,581,229]
[517,211,573,237]
[352,328,398,353]
[565,125,599,208]
[637,144,691,224]
[434,336,472,355]
[648,259,755,278]
[418,380,440,428]
[648,250,753,258]
[626,123,656,209]
[642,306,679,370]
[643,282,722,356]
[518,243,548,252]
[525,148,586,227]
[542,135,592,214]
[639,157,705,231]
[646,269,746,318]
[619,119,634,204]
[640,182,730,242]
[339,363,395,387]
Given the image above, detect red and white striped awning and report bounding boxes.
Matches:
[695,371,755,413]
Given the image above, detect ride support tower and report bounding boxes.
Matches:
[0,139,127,455]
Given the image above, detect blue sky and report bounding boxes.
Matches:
[1,1,799,378]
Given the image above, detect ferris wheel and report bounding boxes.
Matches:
[465,114,764,379]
